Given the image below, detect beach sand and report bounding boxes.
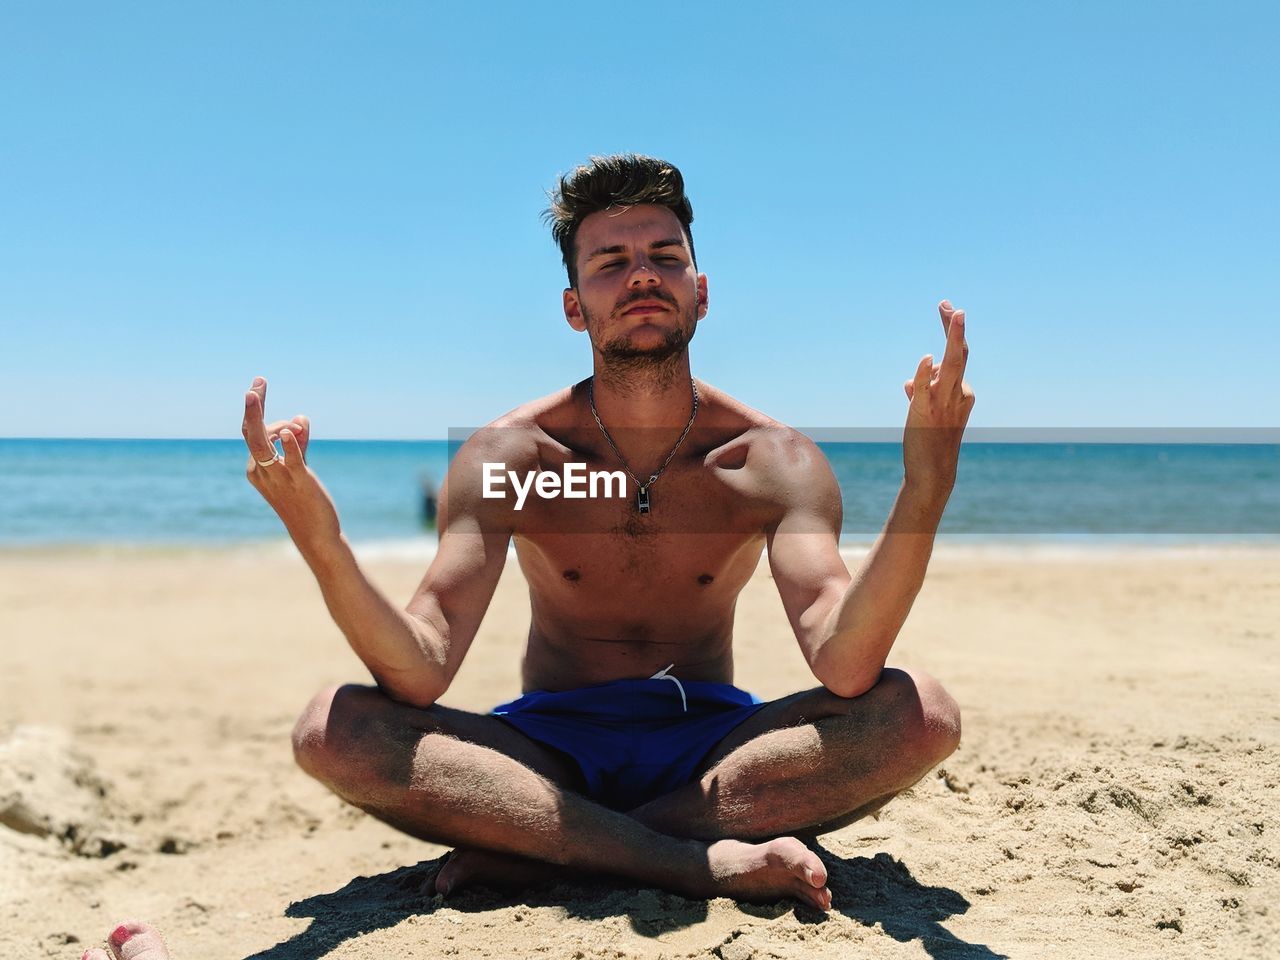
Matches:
[1,544,1277,958]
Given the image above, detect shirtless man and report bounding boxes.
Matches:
[242,155,973,911]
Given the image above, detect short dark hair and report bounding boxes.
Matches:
[545,154,696,288]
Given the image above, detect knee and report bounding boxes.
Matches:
[292,683,387,789]
[877,667,962,766]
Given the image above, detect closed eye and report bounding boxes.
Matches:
[598,255,683,271]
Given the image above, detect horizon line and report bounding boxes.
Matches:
[3,429,1279,445]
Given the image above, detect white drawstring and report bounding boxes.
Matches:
[649,663,688,712]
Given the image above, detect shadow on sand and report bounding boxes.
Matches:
[815,841,1009,960]
[243,844,1006,959]
[242,855,697,960]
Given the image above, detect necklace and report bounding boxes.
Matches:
[588,377,699,515]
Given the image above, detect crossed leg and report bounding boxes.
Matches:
[291,667,959,910]
[633,666,961,839]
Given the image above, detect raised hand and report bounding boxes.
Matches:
[242,376,342,549]
[901,300,976,496]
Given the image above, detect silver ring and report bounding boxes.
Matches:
[256,453,281,468]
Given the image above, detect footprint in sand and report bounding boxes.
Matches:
[80,921,170,960]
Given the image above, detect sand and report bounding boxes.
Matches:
[1,543,1277,959]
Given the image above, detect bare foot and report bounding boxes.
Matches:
[703,837,831,911]
[81,921,171,960]
[435,837,830,911]
[433,847,566,895]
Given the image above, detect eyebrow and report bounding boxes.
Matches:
[584,238,687,262]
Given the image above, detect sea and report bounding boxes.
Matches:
[1,437,1278,553]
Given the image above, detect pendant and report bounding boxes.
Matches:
[636,474,658,514]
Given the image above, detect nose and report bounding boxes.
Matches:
[627,260,661,288]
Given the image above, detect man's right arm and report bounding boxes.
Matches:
[242,377,517,707]
[299,522,509,707]
[300,431,518,708]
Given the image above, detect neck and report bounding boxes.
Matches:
[590,354,694,428]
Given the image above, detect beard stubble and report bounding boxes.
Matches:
[585,298,698,379]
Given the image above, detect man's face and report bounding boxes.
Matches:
[563,204,708,367]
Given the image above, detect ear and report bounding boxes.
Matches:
[695,273,709,320]
[563,287,588,332]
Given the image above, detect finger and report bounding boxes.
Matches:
[241,389,276,462]
[247,374,269,429]
[938,299,954,338]
[911,354,932,406]
[280,427,304,468]
[937,308,967,392]
[909,364,942,397]
[291,414,311,458]
[263,419,295,443]
[960,381,977,407]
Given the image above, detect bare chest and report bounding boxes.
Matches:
[510,462,768,638]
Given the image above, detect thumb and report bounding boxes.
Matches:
[290,415,311,458]
[280,428,305,467]
[910,354,932,404]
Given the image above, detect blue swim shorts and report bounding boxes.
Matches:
[492,667,765,811]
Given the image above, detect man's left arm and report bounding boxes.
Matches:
[769,300,975,698]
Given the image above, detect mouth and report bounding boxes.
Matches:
[621,300,672,316]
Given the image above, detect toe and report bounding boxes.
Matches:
[435,868,456,895]
[803,861,828,887]
[107,920,170,960]
[796,879,831,911]
[435,853,465,895]
[424,851,456,896]
[779,839,826,887]
[779,840,830,910]
[82,950,111,960]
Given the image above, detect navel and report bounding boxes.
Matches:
[698,573,715,585]
[562,569,581,582]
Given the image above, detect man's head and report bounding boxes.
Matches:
[546,154,696,289]
[547,155,707,374]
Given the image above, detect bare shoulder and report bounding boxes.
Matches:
[450,386,575,473]
[697,383,841,518]
[698,382,832,479]
[437,392,567,530]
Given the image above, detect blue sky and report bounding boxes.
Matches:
[1,1,1275,438]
